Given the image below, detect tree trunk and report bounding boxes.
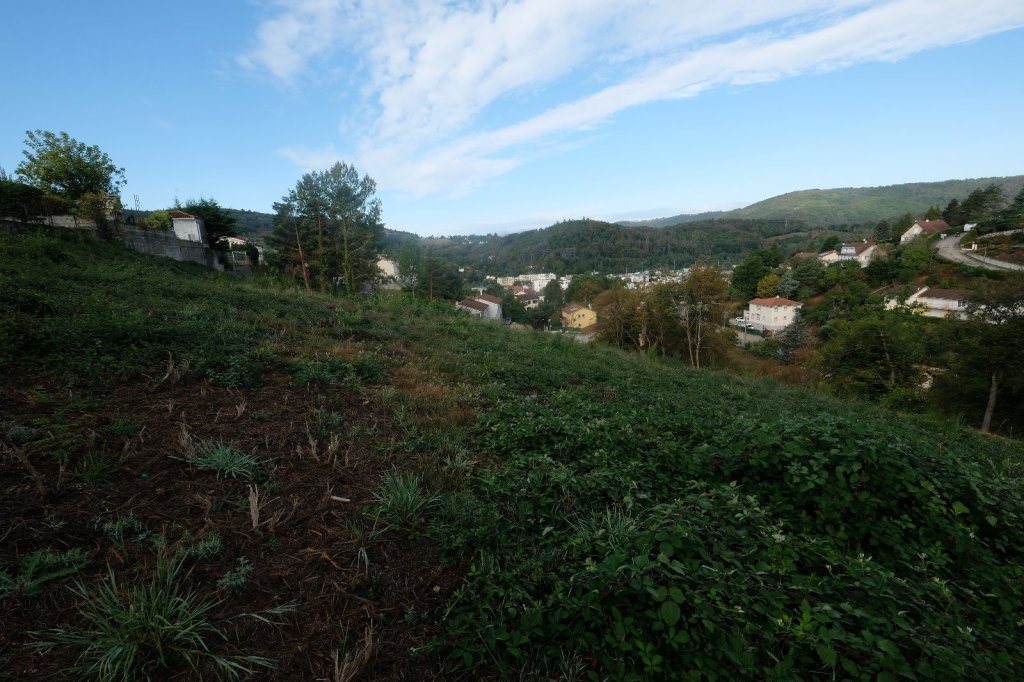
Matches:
[693,315,703,369]
[315,213,326,292]
[294,223,311,291]
[981,370,998,434]
[341,218,353,295]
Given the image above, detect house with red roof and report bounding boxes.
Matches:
[900,219,950,244]
[456,292,503,320]
[837,241,877,267]
[886,286,969,320]
[455,298,488,317]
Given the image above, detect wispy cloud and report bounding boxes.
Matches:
[242,0,1024,194]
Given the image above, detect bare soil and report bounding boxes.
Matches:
[0,370,464,680]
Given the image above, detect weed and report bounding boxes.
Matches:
[247,409,270,422]
[347,517,385,547]
[331,622,375,682]
[205,349,267,388]
[291,357,353,386]
[313,408,344,439]
[353,547,371,577]
[0,548,88,598]
[351,355,385,384]
[371,471,439,528]
[3,422,43,445]
[441,449,475,482]
[75,448,124,483]
[99,514,162,546]
[379,385,397,406]
[187,441,264,480]
[33,552,279,680]
[176,533,224,562]
[109,415,140,438]
[27,387,54,405]
[217,557,254,593]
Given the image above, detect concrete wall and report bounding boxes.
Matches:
[0,218,222,271]
[121,226,223,270]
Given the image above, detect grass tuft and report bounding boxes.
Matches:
[372,471,439,528]
[188,441,264,480]
[32,551,285,680]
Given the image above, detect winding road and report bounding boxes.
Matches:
[933,234,1023,271]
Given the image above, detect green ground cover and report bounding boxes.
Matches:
[1,230,1022,680]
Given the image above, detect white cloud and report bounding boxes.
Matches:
[242,0,1024,194]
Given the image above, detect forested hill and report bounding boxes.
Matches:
[225,207,418,250]
[419,217,861,274]
[622,175,1024,228]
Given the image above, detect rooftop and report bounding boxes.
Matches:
[749,296,802,307]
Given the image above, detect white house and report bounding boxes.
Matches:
[169,210,208,243]
[220,236,264,265]
[900,219,950,244]
[818,250,840,265]
[376,258,399,279]
[475,293,503,319]
[886,286,969,320]
[456,299,488,317]
[837,241,877,267]
[516,291,540,309]
[456,293,503,320]
[741,297,803,332]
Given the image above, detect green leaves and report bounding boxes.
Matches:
[430,326,1024,679]
[659,600,681,627]
[16,129,125,201]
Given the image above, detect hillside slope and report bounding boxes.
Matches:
[624,175,1024,228]
[2,231,1023,680]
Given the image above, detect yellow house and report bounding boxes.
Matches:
[561,304,597,329]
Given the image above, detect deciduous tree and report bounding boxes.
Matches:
[756,273,780,298]
[816,312,923,402]
[731,248,780,300]
[16,130,125,201]
[565,274,610,304]
[143,210,173,231]
[964,275,1024,433]
[676,265,727,368]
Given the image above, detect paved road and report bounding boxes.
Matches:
[934,235,1023,271]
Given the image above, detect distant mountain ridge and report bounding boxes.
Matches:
[202,175,1022,274]
[619,175,1024,228]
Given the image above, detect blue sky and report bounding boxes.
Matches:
[2,1,1022,237]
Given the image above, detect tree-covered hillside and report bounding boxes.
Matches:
[624,175,1024,228]
[420,217,865,274]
